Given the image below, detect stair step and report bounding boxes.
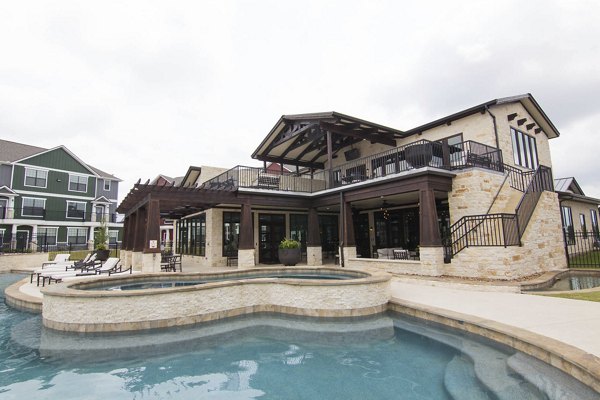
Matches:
[507,353,599,400]
[444,355,491,400]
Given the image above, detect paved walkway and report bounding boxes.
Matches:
[390,279,600,358]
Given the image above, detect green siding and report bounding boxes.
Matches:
[13,165,95,197]
[20,148,92,174]
[14,196,92,222]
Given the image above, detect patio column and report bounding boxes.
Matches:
[131,208,145,271]
[238,202,255,268]
[306,207,322,266]
[121,215,131,268]
[141,199,161,273]
[419,188,444,276]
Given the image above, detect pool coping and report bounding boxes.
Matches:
[521,269,600,293]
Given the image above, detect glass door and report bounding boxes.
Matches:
[259,214,285,264]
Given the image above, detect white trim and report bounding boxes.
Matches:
[13,163,96,178]
[108,229,119,243]
[14,190,96,201]
[13,145,99,176]
[37,226,58,245]
[0,185,18,197]
[23,167,48,189]
[68,174,89,193]
[66,200,87,219]
[21,196,46,218]
[67,226,89,245]
[104,179,111,191]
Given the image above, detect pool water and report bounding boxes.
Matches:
[533,274,600,292]
[1,274,597,399]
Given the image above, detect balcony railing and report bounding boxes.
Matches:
[203,139,504,194]
[0,208,118,223]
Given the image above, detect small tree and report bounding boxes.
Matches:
[94,219,109,251]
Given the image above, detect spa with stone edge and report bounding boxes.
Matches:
[41,268,391,332]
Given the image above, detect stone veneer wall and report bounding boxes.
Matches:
[41,270,391,332]
[448,168,507,224]
[446,191,566,279]
[0,253,48,272]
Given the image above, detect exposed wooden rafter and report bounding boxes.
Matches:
[320,122,396,146]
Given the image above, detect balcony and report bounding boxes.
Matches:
[203,139,503,194]
[0,208,118,223]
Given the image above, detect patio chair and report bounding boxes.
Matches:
[393,249,410,260]
[31,253,96,284]
[40,253,70,268]
[41,257,119,286]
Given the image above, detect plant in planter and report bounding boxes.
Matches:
[94,221,110,261]
[278,238,301,266]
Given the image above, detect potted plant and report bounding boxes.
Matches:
[94,221,110,261]
[278,238,301,266]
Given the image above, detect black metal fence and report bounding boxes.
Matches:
[447,213,520,257]
[565,230,600,268]
[0,232,121,256]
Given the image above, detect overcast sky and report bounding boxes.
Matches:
[1,0,599,202]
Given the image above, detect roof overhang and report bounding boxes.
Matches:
[251,112,403,169]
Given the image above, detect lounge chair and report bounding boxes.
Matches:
[32,253,97,285]
[40,253,70,268]
[43,258,124,285]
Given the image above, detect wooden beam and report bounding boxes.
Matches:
[526,123,536,130]
[517,118,527,126]
[320,122,396,146]
[507,113,517,121]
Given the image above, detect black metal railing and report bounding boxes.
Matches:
[0,207,118,223]
[0,232,121,255]
[445,165,554,260]
[448,213,520,256]
[515,165,554,237]
[565,230,600,268]
[503,164,535,192]
[203,139,504,194]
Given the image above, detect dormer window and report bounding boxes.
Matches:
[24,168,48,188]
[69,175,88,192]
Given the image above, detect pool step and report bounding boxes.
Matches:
[444,355,491,400]
[506,353,599,400]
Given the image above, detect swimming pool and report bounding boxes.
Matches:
[1,273,597,399]
[523,270,600,292]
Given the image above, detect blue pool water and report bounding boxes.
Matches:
[0,274,597,399]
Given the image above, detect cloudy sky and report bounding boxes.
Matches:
[1,0,599,202]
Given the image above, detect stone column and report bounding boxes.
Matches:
[419,188,444,274]
[306,207,322,266]
[30,225,38,252]
[87,226,95,251]
[132,208,146,271]
[238,202,255,268]
[10,225,17,250]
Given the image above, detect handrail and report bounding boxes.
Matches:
[446,165,554,260]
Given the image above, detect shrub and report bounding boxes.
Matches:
[279,238,300,249]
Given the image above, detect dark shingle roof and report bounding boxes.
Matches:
[0,139,120,180]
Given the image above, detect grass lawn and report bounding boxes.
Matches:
[540,291,600,303]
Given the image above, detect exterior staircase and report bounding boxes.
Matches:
[445,165,554,262]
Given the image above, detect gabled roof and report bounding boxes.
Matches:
[0,139,121,181]
[554,177,584,195]
[555,177,600,206]
[252,112,403,169]
[402,93,561,139]
[0,186,18,196]
[92,196,112,203]
[180,166,203,187]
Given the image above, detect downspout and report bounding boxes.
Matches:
[339,191,345,268]
[485,106,500,153]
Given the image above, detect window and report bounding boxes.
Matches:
[37,227,58,246]
[561,206,575,245]
[22,197,45,217]
[104,179,111,191]
[177,215,206,256]
[69,175,88,192]
[24,168,48,188]
[511,128,538,169]
[66,201,87,219]
[222,212,240,256]
[591,209,599,238]
[108,230,119,244]
[67,227,88,245]
[580,213,588,239]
